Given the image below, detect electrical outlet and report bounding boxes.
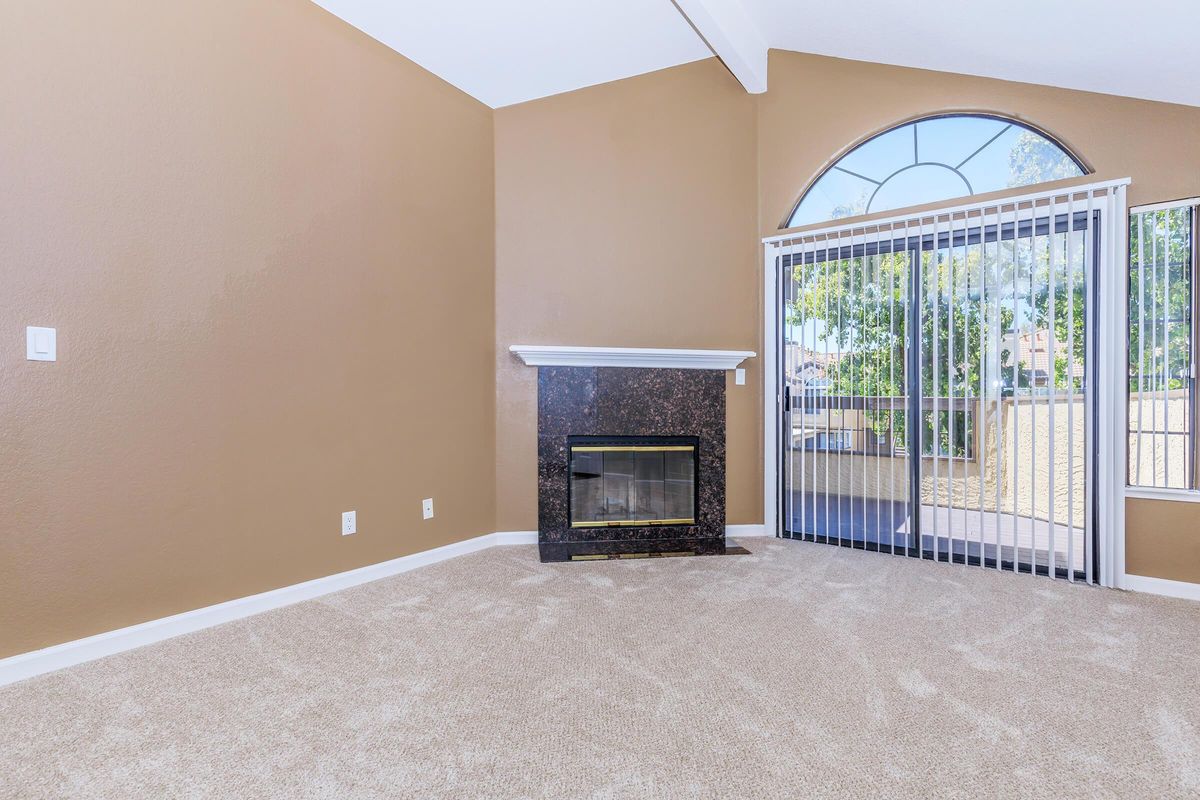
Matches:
[341,510,356,536]
[422,498,434,520]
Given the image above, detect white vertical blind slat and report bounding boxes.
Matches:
[1083,188,1095,585]
[1066,192,1077,580]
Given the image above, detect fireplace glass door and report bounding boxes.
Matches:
[568,437,698,527]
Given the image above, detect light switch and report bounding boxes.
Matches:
[735,368,746,385]
[26,327,56,362]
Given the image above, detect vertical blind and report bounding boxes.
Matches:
[769,181,1129,585]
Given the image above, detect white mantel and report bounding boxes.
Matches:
[509,345,755,370]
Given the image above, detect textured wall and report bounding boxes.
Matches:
[1127,498,1200,582]
[0,0,496,658]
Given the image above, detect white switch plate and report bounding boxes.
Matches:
[734,368,746,385]
[26,327,56,362]
[341,510,356,536]
[422,498,434,520]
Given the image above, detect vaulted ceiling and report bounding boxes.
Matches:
[309,0,711,108]
[312,0,1200,109]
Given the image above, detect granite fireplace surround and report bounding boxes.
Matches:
[537,366,726,562]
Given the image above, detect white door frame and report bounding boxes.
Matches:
[761,179,1130,586]
[762,245,780,540]
[1098,183,1130,588]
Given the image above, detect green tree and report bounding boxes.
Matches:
[1008,130,1080,187]
[1129,207,1192,396]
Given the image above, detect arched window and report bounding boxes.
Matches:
[786,113,1087,228]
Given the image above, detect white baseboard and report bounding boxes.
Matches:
[0,524,768,688]
[1123,573,1200,602]
[0,531,530,689]
[726,524,769,537]
[491,531,538,545]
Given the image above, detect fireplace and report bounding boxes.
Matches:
[568,436,698,529]
[534,365,728,561]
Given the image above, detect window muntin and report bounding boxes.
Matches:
[1128,203,1197,490]
[788,114,1086,228]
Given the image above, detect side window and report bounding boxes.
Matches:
[1128,203,1196,490]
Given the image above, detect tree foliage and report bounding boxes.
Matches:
[1007,131,1081,188]
[1129,207,1193,394]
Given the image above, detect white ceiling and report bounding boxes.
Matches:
[310,0,711,108]
[311,0,1200,109]
[753,0,1200,108]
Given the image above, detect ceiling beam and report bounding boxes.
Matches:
[671,0,768,94]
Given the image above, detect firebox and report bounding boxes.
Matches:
[567,436,698,529]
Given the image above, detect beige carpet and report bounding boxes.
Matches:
[2,538,1199,799]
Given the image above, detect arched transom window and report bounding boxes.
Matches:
[787,113,1087,228]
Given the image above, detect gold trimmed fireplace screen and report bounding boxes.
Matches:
[568,436,697,528]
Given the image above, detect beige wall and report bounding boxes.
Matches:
[0,0,496,658]
[1127,498,1200,583]
[493,59,762,531]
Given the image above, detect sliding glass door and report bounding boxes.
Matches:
[784,233,913,553]
[780,197,1099,579]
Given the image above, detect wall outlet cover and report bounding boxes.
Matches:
[342,510,356,536]
[422,498,434,520]
[26,326,56,362]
